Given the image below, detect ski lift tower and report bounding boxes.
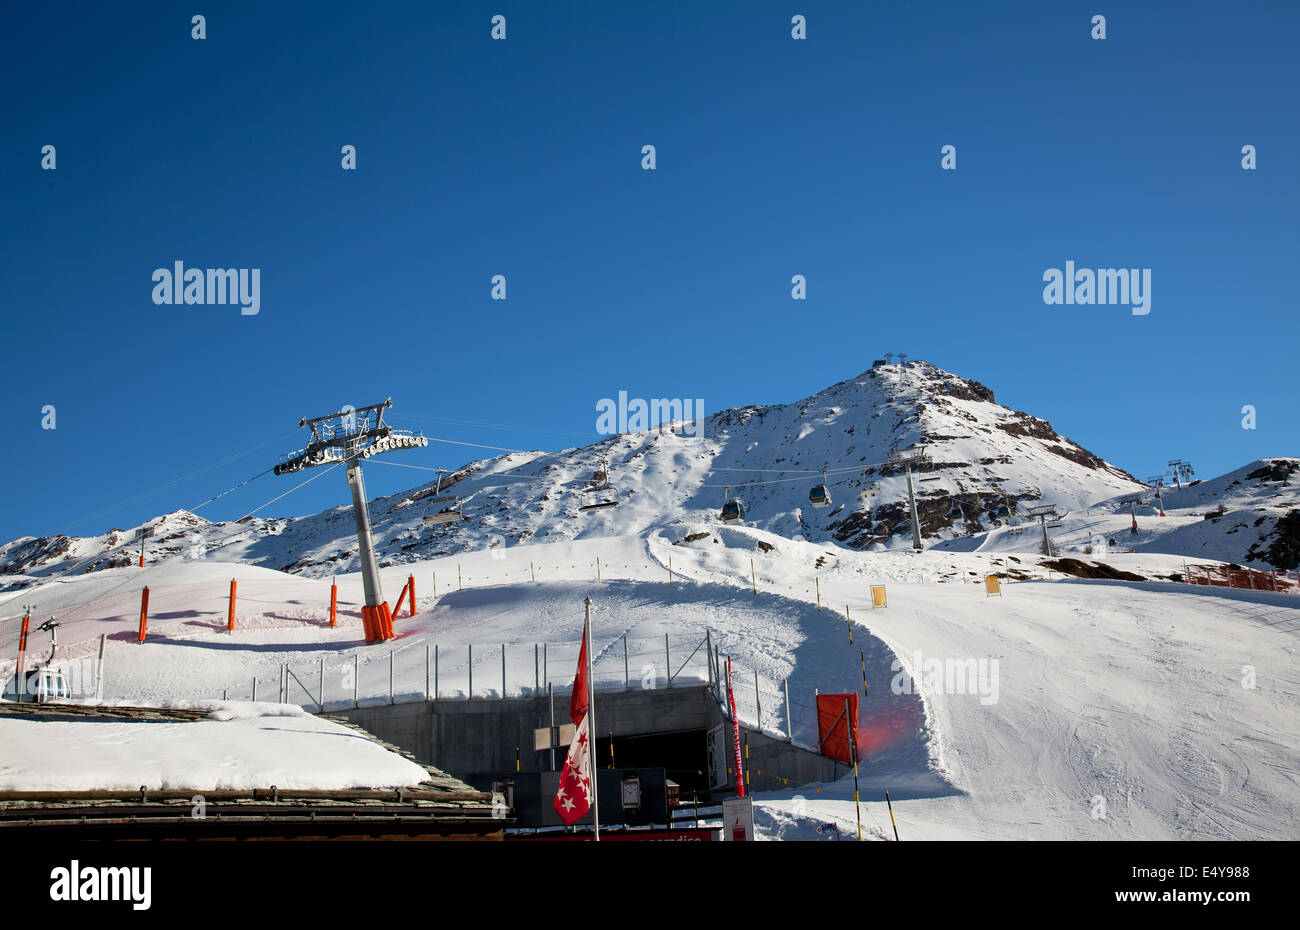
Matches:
[1167,460,1194,489]
[1145,476,1167,517]
[1025,504,1061,558]
[275,399,427,643]
[1118,492,1148,535]
[886,446,930,551]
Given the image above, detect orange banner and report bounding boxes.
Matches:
[816,693,859,764]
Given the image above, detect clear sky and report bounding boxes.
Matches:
[2,1,1296,543]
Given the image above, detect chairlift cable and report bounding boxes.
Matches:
[389,412,595,441]
[0,465,340,630]
[48,431,300,540]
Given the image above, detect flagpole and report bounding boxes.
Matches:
[584,596,600,841]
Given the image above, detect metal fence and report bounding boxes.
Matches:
[215,629,822,747]
[228,630,715,711]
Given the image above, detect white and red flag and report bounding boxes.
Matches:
[554,624,594,825]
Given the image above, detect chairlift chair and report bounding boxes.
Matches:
[418,469,465,524]
[579,493,619,513]
[423,503,466,525]
[428,468,458,503]
[578,458,620,513]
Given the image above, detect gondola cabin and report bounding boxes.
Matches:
[27,667,71,703]
[720,499,745,524]
[809,484,831,508]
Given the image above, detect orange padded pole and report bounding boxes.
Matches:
[138,587,150,642]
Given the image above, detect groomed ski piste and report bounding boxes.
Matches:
[4,522,1297,841]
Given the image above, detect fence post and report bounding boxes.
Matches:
[137,587,150,643]
[548,682,556,770]
[664,634,671,687]
[408,575,417,616]
[434,644,439,700]
[353,654,359,708]
[319,657,325,712]
[96,634,107,701]
[535,643,539,694]
[784,678,792,743]
[530,561,535,582]
[227,579,237,632]
[389,650,394,704]
[705,630,714,689]
[543,643,547,693]
[468,643,473,698]
[426,645,431,700]
[623,635,629,688]
[501,643,507,699]
[252,677,257,702]
[329,581,337,628]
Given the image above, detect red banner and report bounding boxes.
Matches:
[727,658,744,797]
[816,693,859,765]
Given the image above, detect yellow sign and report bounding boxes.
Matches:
[985,575,1001,596]
[870,585,887,608]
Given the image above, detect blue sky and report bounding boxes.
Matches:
[2,1,1296,542]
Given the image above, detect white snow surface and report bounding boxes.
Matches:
[3,526,1297,839]
[0,700,429,791]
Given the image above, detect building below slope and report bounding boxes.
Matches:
[0,702,505,840]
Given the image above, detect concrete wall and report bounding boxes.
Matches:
[740,726,841,792]
[340,684,839,793]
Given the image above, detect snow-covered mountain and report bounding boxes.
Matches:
[4,360,1293,584]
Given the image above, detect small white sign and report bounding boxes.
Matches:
[722,796,754,842]
[533,723,577,751]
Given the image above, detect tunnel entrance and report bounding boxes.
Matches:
[594,728,710,794]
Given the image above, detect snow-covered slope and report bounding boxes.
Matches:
[1,360,1157,584]
[933,458,1300,570]
[5,529,1296,839]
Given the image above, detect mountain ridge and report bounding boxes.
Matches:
[3,360,1293,583]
